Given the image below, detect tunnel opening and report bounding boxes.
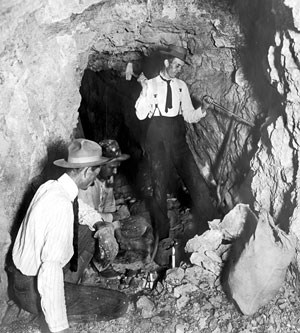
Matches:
[78,66,149,199]
[77,49,226,223]
[77,37,264,222]
[76,45,261,279]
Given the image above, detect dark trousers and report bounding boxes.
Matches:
[146,116,215,240]
[8,264,41,315]
[8,264,128,325]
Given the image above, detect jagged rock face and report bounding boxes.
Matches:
[1,0,300,322]
[239,0,300,236]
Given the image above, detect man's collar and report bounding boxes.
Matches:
[58,173,78,201]
[159,71,172,81]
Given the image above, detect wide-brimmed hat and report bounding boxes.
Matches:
[99,139,130,162]
[53,138,111,168]
[160,44,190,65]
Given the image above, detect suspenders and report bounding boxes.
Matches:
[148,78,183,118]
[148,93,161,117]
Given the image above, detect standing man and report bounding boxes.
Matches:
[10,138,128,333]
[135,44,216,265]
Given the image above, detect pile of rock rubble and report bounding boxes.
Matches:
[2,203,300,333]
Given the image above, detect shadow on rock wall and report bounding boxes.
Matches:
[6,139,68,267]
[231,0,297,212]
[233,0,294,123]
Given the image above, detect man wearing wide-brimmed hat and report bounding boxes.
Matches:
[135,44,216,266]
[10,139,128,333]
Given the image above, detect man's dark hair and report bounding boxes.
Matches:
[160,55,176,72]
[141,50,175,78]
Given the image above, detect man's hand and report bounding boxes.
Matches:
[201,95,214,114]
[93,221,112,234]
[93,222,119,266]
[202,95,214,105]
[137,73,148,91]
[195,96,214,117]
[195,105,207,117]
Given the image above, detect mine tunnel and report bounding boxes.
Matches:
[2,0,300,332]
[76,27,266,220]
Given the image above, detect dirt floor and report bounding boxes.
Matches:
[1,266,300,333]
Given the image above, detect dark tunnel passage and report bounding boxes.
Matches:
[77,49,204,209]
[77,54,250,227]
[78,67,195,210]
[78,67,150,198]
[77,66,253,223]
[76,51,225,266]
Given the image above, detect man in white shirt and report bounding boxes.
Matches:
[135,44,216,266]
[10,138,128,333]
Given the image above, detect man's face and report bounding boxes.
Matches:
[79,166,101,190]
[99,162,120,181]
[166,58,185,78]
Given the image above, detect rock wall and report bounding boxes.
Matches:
[2,0,300,321]
[236,0,300,238]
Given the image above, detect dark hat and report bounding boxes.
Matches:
[53,138,111,168]
[160,44,190,65]
[99,139,130,162]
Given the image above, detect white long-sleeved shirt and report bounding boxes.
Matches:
[12,173,78,332]
[78,178,117,228]
[135,74,206,123]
